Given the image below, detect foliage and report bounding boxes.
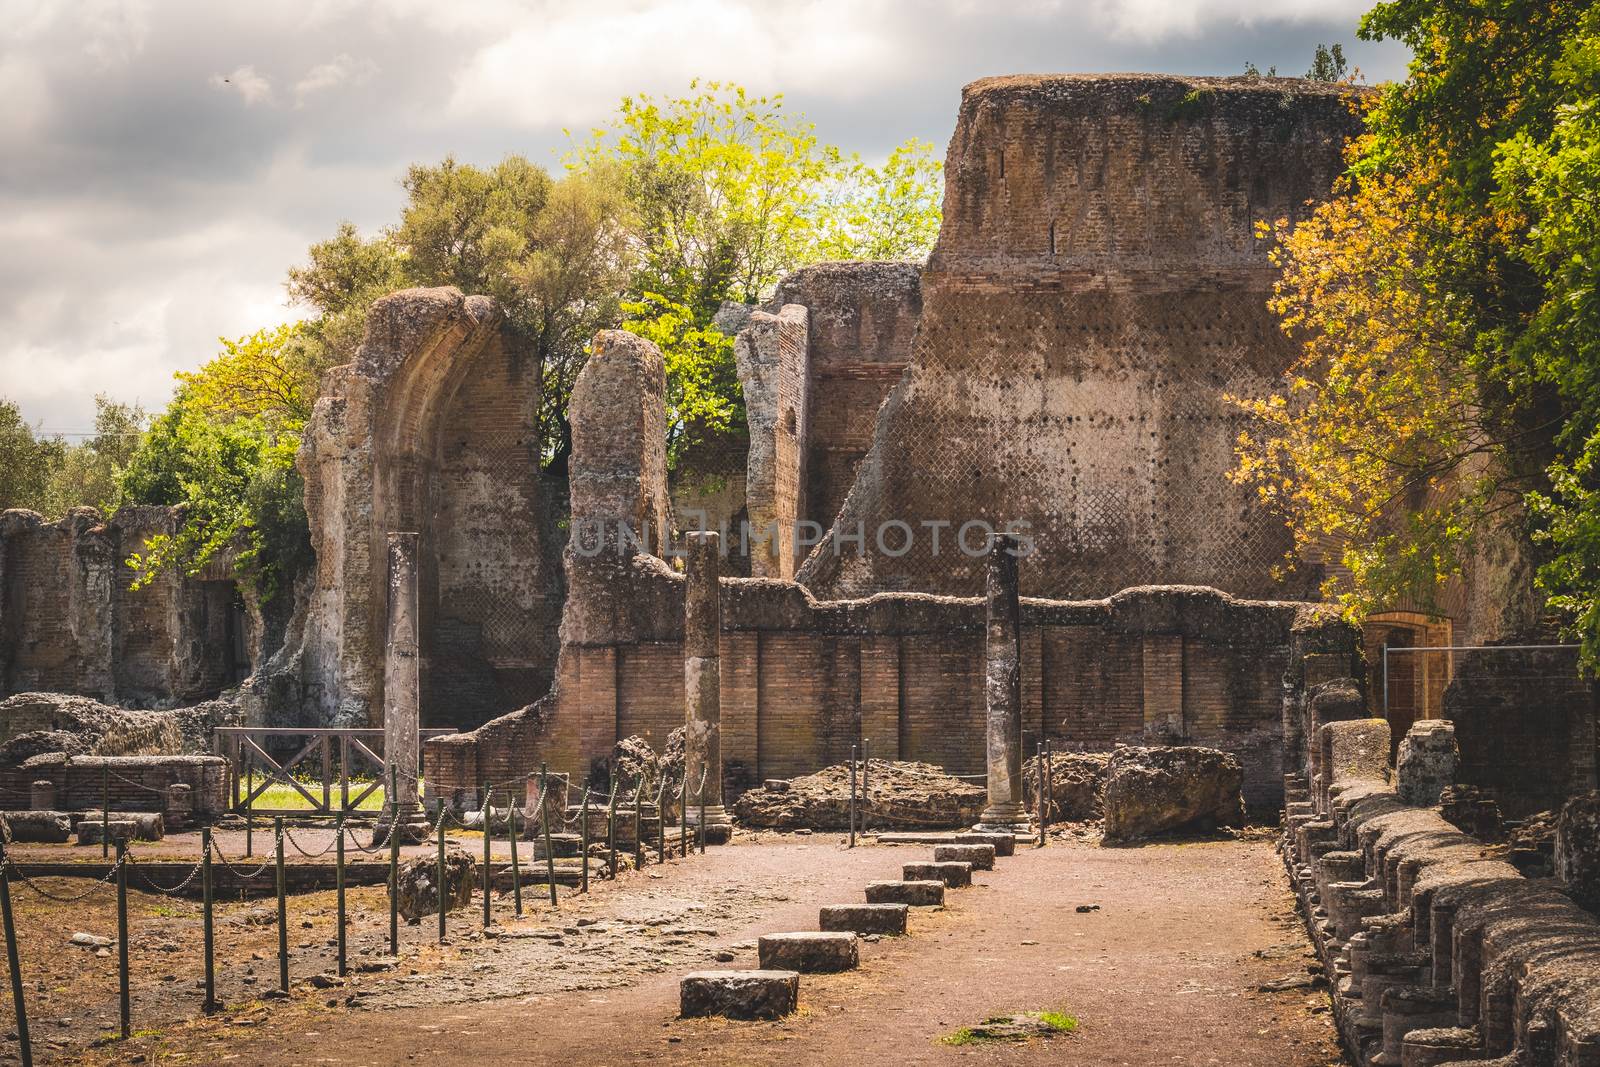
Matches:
[121,326,314,600]
[814,139,944,262]
[288,158,631,463]
[620,293,740,463]
[1307,43,1349,82]
[0,399,65,513]
[1231,0,1596,639]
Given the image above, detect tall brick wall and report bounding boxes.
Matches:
[0,507,247,706]
[797,75,1367,601]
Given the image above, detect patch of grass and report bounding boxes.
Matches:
[240,773,389,812]
[1037,1010,1078,1033]
[940,1027,981,1046]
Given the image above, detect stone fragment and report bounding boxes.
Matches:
[3,810,71,843]
[79,811,164,841]
[933,844,995,871]
[952,832,1015,857]
[1396,719,1458,807]
[757,932,859,973]
[1101,745,1243,842]
[394,849,474,922]
[679,970,798,1020]
[75,819,136,847]
[819,903,907,936]
[1022,751,1109,821]
[903,861,973,888]
[865,880,945,907]
[1556,790,1600,912]
[733,761,984,830]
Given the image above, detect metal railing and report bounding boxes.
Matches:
[213,727,455,816]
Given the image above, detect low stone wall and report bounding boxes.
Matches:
[0,755,227,819]
[1283,718,1600,1065]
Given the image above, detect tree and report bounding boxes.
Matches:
[814,140,944,262]
[122,326,314,600]
[1231,0,1595,641]
[37,395,148,518]
[288,158,631,464]
[0,400,64,513]
[1306,43,1348,82]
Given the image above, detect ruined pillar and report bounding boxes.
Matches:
[377,532,426,842]
[977,534,1030,832]
[685,530,733,841]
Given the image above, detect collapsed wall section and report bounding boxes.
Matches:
[798,75,1366,601]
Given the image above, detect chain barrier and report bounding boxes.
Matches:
[208,831,276,881]
[282,825,339,860]
[3,855,123,904]
[130,855,205,896]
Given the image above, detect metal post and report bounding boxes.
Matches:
[849,745,858,849]
[861,739,870,832]
[101,768,110,860]
[436,816,447,944]
[508,797,522,916]
[481,791,492,929]
[655,779,666,864]
[605,777,618,879]
[274,818,287,993]
[699,774,707,855]
[1043,737,1053,834]
[679,776,689,859]
[539,765,557,908]
[1037,741,1046,848]
[0,839,33,1067]
[115,839,129,1039]
[334,818,346,978]
[202,827,218,1010]
[632,782,644,871]
[387,768,400,957]
[579,788,590,894]
[245,804,253,859]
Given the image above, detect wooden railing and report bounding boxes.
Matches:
[213,727,456,816]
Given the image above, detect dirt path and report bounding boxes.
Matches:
[47,833,1339,1066]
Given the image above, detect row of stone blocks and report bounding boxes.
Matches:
[1281,763,1600,1067]
[679,839,1003,1020]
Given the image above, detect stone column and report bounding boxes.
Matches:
[684,530,733,840]
[378,531,426,842]
[977,534,1030,831]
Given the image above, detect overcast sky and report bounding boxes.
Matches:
[0,0,1408,432]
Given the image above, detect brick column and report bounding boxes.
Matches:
[977,534,1030,831]
[377,532,427,841]
[685,531,733,839]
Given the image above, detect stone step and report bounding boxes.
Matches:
[874,831,1018,857]
[865,879,945,907]
[758,932,859,973]
[903,861,973,888]
[933,843,995,870]
[819,903,908,936]
[679,970,799,1020]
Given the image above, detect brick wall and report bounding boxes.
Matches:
[0,755,228,817]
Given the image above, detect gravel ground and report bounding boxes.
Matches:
[1,828,1343,1066]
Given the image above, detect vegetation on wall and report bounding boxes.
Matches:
[1232,2,1600,659]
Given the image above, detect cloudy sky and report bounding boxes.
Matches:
[0,0,1408,432]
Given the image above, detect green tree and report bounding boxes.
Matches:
[288,159,631,463]
[815,140,944,262]
[1306,43,1349,82]
[37,395,148,518]
[122,327,314,599]
[1231,0,1595,642]
[0,400,64,513]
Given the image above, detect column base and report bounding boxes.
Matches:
[693,805,735,845]
[974,802,1031,834]
[373,803,431,846]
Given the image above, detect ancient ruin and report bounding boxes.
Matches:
[1,69,1597,1067]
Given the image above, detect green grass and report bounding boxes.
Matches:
[939,1011,1078,1046]
[1037,1011,1078,1033]
[240,773,389,812]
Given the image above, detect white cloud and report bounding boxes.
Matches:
[1086,0,1374,42]
[448,0,905,127]
[210,64,273,105]
[293,53,378,106]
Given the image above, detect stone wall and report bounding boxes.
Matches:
[0,754,227,818]
[423,328,1358,813]
[0,506,249,706]
[797,75,1366,601]
[280,287,564,730]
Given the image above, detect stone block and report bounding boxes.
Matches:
[865,879,945,907]
[1102,745,1244,842]
[1556,790,1600,912]
[29,781,55,811]
[933,843,995,870]
[3,810,71,843]
[75,819,136,847]
[679,970,798,1020]
[79,811,164,841]
[819,903,907,936]
[953,831,1014,857]
[902,861,973,887]
[1396,720,1458,807]
[394,848,474,922]
[757,932,859,973]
